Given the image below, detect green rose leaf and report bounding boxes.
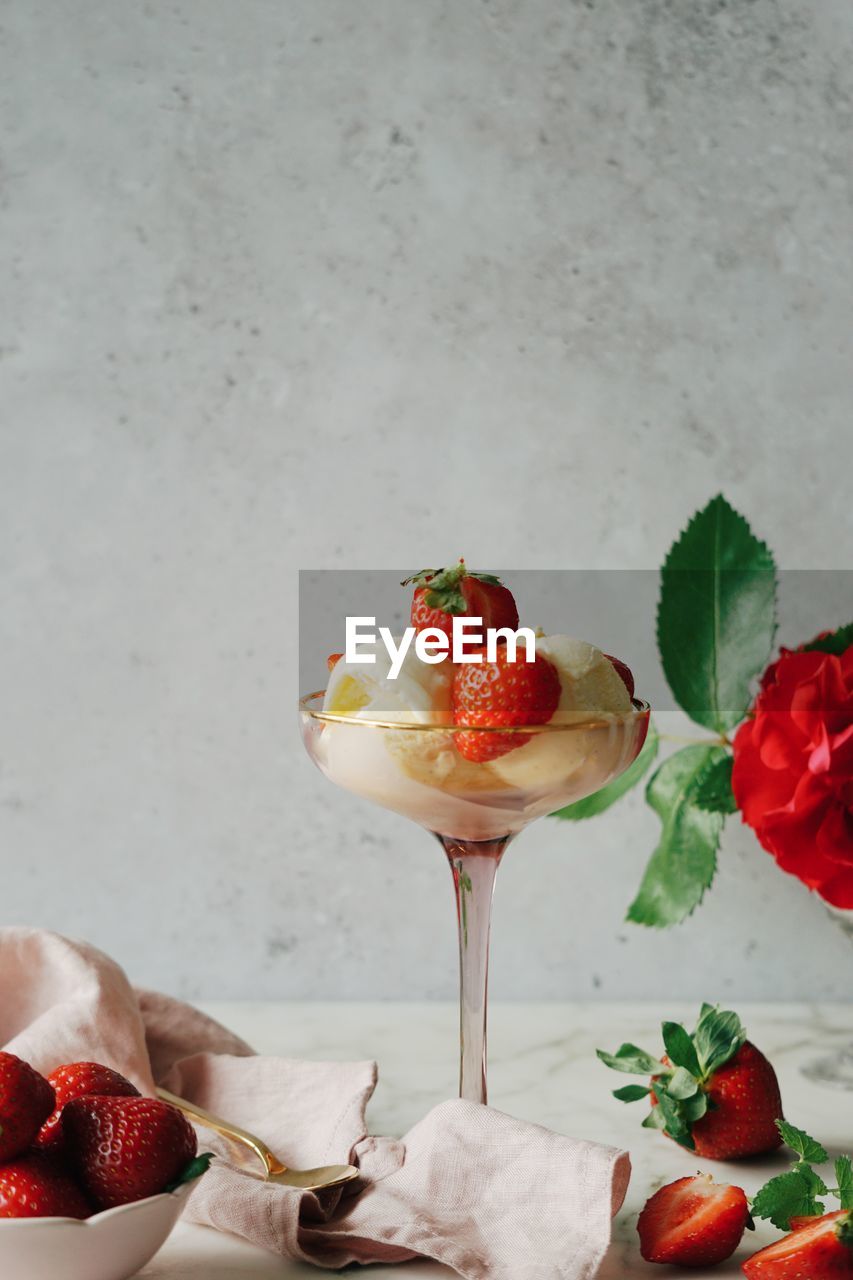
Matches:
[551,722,659,821]
[657,495,777,733]
[692,753,737,815]
[626,745,726,928]
[803,623,853,657]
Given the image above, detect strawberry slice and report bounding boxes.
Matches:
[742,1209,853,1277]
[638,1174,751,1266]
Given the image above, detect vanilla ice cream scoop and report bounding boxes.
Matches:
[536,635,632,720]
[323,639,452,724]
[487,635,632,788]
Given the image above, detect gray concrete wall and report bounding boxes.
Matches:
[2,1,851,999]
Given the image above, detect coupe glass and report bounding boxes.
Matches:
[299,690,650,1104]
[802,907,853,1089]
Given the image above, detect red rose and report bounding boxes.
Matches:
[732,644,853,907]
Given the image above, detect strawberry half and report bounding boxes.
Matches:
[598,1004,784,1161]
[0,1151,91,1219]
[36,1061,140,1150]
[451,644,561,761]
[638,1174,751,1266]
[0,1051,55,1161]
[403,561,519,642]
[63,1095,198,1209]
[742,1210,853,1278]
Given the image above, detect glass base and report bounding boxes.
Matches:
[802,1043,853,1090]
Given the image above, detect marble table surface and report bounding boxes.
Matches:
[140,1002,852,1278]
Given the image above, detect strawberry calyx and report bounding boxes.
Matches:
[164,1152,215,1193]
[837,1211,853,1249]
[598,1003,747,1152]
[401,560,503,616]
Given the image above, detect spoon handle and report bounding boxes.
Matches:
[156,1086,278,1177]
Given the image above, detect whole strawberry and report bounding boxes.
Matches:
[0,1051,55,1161]
[63,1095,197,1209]
[403,561,519,643]
[37,1061,140,1150]
[638,1174,751,1267]
[0,1151,90,1219]
[743,1210,853,1278]
[598,1004,783,1160]
[451,644,561,762]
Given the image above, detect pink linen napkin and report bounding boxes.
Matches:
[0,927,629,1279]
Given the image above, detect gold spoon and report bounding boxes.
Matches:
[156,1087,360,1192]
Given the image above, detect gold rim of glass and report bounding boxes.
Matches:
[299,690,650,734]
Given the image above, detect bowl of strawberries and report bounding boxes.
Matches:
[0,1052,210,1280]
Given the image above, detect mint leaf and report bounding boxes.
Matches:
[552,722,658,820]
[836,1157,853,1210]
[694,1006,746,1077]
[777,1120,828,1165]
[692,753,737,815]
[612,1084,652,1103]
[596,1043,665,1075]
[803,624,853,657]
[165,1152,214,1193]
[657,494,777,732]
[626,746,725,928]
[662,1021,702,1076]
[799,1165,829,1198]
[752,1170,824,1231]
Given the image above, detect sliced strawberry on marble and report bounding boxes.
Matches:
[742,1210,853,1278]
[638,1173,751,1266]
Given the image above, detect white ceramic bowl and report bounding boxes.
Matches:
[0,1179,196,1280]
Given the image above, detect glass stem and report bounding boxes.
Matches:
[439,835,511,1105]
